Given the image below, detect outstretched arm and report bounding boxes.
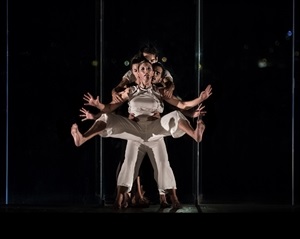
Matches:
[83,91,128,113]
[164,84,212,110]
[111,77,130,102]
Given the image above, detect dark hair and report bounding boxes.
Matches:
[139,43,159,56]
[130,54,147,67]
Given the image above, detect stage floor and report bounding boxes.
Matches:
[1,203,299,213]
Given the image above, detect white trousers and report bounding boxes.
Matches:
[96,110,191,193]
[117,138,176,194]
[97,110,190,142]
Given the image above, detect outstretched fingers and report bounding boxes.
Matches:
[79,107,91,121]
[83,92,93,102]
[205,84,213,97]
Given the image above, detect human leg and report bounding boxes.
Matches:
[71,113,145,147]
[114,185,129,209]
[166,188,182,209]
[130,176,150,208]
[159,193,171,208]
[178,118,205,142]
[145,138,181,209]
[71,120,107,147]
[115,140,146,208]
[150,110,205,143]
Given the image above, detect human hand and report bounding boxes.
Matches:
[199,84,212,101]
[189,104,207,118]
[147,111,161,121]
[83,92,100,107]
[112,92,124,103]
[79,107,95,121]
[163,88,174,99]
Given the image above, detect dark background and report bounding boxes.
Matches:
[1,0,298,206]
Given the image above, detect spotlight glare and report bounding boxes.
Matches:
[124,60,130,66]
[258,58,268,68]
[92,60,98,67]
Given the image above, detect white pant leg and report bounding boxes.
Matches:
[97,111,190,142]
[97,113,145,142]
[144,138,177,194]
[147,110,191,141]
[133,144,145,181]
[117,140,146,192]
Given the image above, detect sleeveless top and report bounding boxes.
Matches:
[127,85,164,117]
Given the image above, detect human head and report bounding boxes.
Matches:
[137,60,153,85]
[139,43,159,64]
[152,62,165,84]
[130,54,146,80]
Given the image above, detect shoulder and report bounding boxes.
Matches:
[152,85,164,96]
[128,85,138,94]
[163,69,173,82]
[122,70,132,79]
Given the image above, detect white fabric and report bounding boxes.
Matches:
[96,110,190,142]
[128,85,164,117]
[96,83,190,194]
[117,138,176,194]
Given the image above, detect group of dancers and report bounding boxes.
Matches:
[71,43,212,210]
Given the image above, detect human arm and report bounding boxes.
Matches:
[112,70,135,102]
[163,84,212,110]
[162,70,175,98]
[111,77,130,102]
[83,90,129,113]
[162,78,175,99]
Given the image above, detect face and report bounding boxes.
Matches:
[152,65,163,84]
[138,61,153,85]
[143,52,158,64]
[131,63,139,80]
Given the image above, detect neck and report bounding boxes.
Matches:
[140,82,151,88]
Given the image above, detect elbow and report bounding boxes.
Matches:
[180,104,190,111]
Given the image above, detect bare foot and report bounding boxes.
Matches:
[71,124,83,147]
[160,194,170,208]
[122,192,130,208]
[113,193,123,209]
[169,194,182,209]
[195,120,205,142]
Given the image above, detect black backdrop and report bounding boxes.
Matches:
[1,0,298,206]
